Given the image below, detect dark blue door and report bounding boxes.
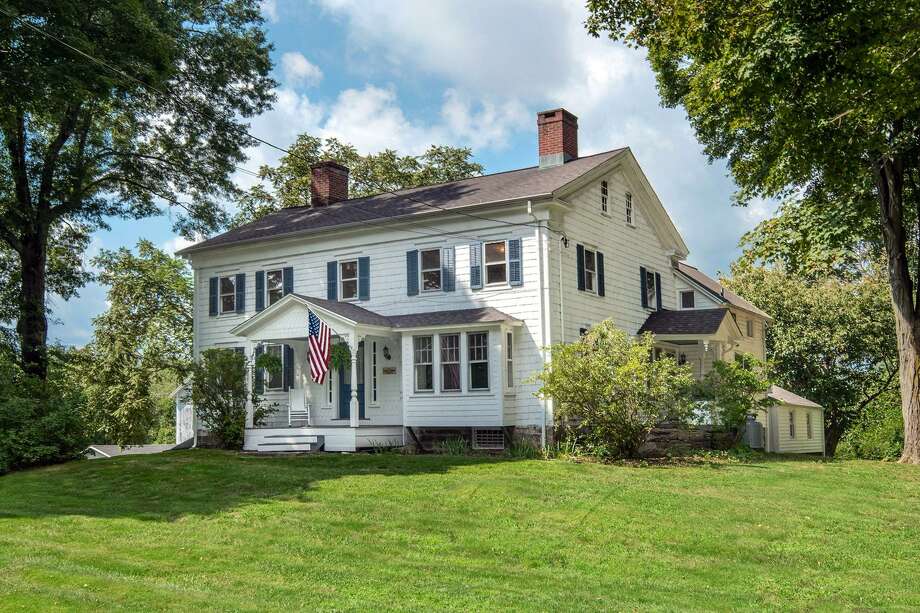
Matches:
[338,342,365,419]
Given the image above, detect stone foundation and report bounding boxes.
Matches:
[638,421,735,457]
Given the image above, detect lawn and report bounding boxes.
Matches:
[1,451,919,611]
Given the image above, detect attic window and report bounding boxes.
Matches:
[601,180,609,213]
[625,192,634,225]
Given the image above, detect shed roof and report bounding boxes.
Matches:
[768,385,823,408]
[638,308,729,336]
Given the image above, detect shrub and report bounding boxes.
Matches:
[190,349,278,450]
[837,394,903,460]
[695,354,772,439]
[531,321,695,459]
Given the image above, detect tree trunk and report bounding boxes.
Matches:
[18,230,48,380]
[824,421,846,458]
[894,318,920,463]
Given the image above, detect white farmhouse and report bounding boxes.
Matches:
[175,108,824,454]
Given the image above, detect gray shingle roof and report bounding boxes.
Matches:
[178,149,625,254]
[638,308,729,336]
[676,262,771,320]
[768,385,823,408]
[295,295,520,329]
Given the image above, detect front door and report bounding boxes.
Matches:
[338,341,366,419]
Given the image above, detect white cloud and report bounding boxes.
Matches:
[260,0,278,23]
[280,52,323,87]
[161,235,201,255]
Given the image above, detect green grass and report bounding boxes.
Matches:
[1,451,919,611]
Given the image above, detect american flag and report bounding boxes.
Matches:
[308,310,331,384]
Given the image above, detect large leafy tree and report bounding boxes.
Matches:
[725,261,897,455]
[231,134,484,227]
[0,0,275,380]
[73,240,193,445]
[586,0,920,462]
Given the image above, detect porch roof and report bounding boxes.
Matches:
[639,308,729,336]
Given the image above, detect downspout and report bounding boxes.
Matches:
[530,200,551,449]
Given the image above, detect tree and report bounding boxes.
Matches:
[724,261,898,455]
[695,354,772,441]
[531,321,694,459]
[0,1,275,379]
[231,134,484,227]
[586,1,920,463]
[73,240,193,445]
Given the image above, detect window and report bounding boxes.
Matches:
[600,180,609,213]
[746,319,755,337]
[327,372,333,406]
[440,334,461,392]
[371,342,378,403]
[806,412,813,439]
[420,248,441,291]
[468,332,489,390]
[505,331,514,389]
[789,411,796,439]
[484,241,507,285]
[584,248,597,293]
[265,344,283,390]
[579,327,589,336]
[681,290,695,309]
[413,336,433,392]
[266,269,283,307]
[219,275,236,313]
[340,260,358,300]
[625,192,634,225]
[645,269,657,309]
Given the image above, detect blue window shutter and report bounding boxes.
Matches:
[576,245,586,292]
[283,344,294,391]
[508,238,523,286]
[235,273,245,313]
[283,266,294,296]
[640,266,648,308]
[255,271,265,311]
[442,246,455,292]
[597,252,605,297]
[406,250,419,296]
[327,261,337,301]
[254,344,264,394]
[655,272,663,311]
[358,257,370,301]
[208,277,218,316]
[470,242,483,289]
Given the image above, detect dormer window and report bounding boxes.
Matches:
[625,192,634,225]
[681,290,695,309]
[601,180,609,213]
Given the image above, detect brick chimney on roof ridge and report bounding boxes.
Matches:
[537,108,578,168]
[310,160,349,207]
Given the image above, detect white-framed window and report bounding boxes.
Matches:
[505,331,514,390]
[340,259,358,301]
[584,248,597,293]
[371,341,378,403]
[219,275,236,314]
[265,343,283,390]
[789,411,796,439]
[413,336,434,392]
[681,290,695,309]
[484,241,507,285]
[806,412,813,439]
[645,269,657,309]
[420,248,442,291]
[600,180,609,213]
[266,269,284,307]
[468,331,489,390]
[440,334,461,392]
[625,191,634,225]
[746,319,755,337]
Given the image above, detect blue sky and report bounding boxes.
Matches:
[49,0,776,346]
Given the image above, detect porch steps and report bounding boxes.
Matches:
[255,434,324,453]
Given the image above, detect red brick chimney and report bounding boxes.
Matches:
[537,108,578,168]
[310,161,349,207]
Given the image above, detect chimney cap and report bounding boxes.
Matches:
[311,159,349,172]
[537,108,578,123]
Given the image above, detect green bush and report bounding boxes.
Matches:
[531,321,695,459]
[190,349,277,450]
[0,350,89,475]
[695,354,772,438]
[837,395,903,460]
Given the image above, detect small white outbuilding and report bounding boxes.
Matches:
[756,385,825,455]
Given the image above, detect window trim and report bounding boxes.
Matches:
[625,191,634,226]
[413,335,434,393]
[645,269,658,310]
[746,319,755,337]
[467,331,490,391]
[600,180,609,214]
[219,275,236,314]
[265,268,284,308]
[504,331,514,392]
[806,411,813,439]
[264,343,284,391]
[583,247,598,294]
[680,290,695,309]
[326,371,334,407]
[371,341,379,404]
[789,411,796,439]
[439,333,461,393]
[419,248,442,292]
[339,259,359,302]
[483,241,508,287]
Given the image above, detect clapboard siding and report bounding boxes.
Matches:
[774,405,825,453]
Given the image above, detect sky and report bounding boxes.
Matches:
[48,0,777,347]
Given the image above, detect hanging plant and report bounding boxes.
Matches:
[330,343,351,371]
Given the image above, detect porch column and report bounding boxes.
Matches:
[349,334,363,428]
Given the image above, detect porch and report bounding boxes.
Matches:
[243,425,404,453]
[639,307,743,379]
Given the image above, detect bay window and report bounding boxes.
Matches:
[413,336,434,392]
[468,332,489,390]
[440,334,461,392]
